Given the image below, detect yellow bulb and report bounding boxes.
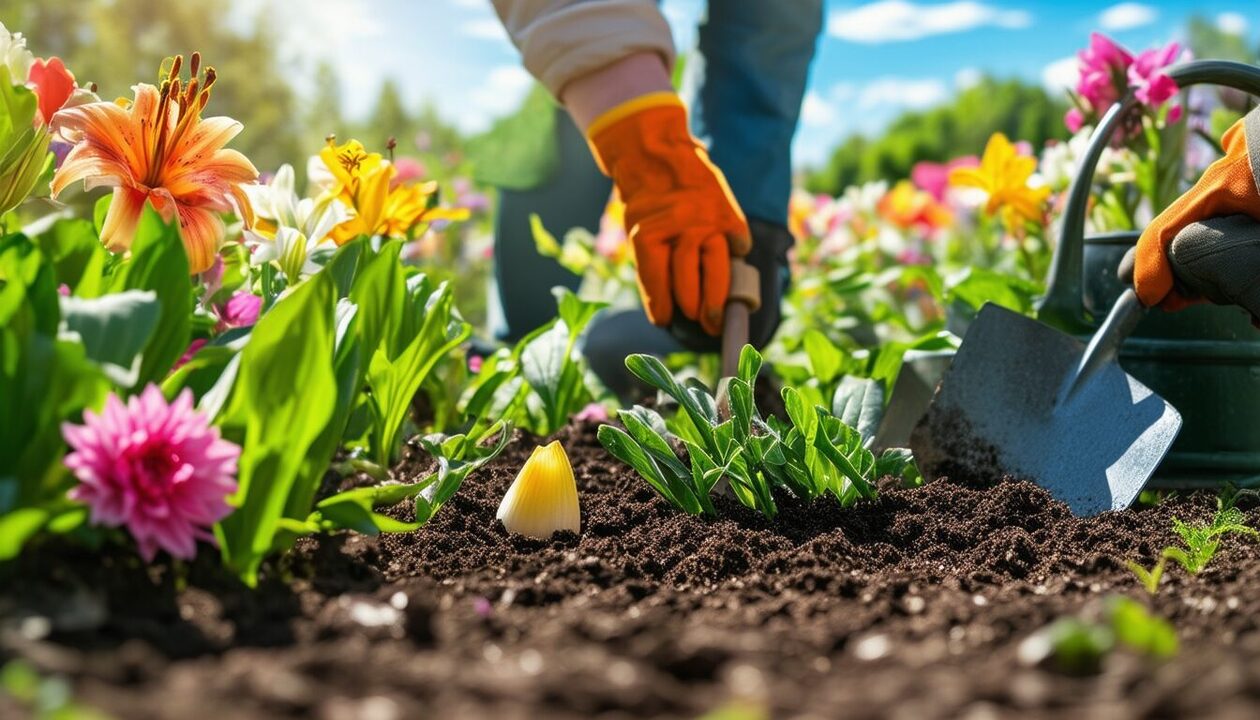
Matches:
[497,441,581,538]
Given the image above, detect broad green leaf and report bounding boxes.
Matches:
[831,376,884,445]
[215,271,338,585]
[802,330,843,383]
[367,279,471,465]
[736,344,763,385]
[108,208,192,386]
[599,424,704,514]
[58,290,160,388]
[33,219,108,295]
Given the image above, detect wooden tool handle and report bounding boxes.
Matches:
[721,258,761,378]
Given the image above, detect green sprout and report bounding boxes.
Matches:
[1127,499,1257,595]
[598,345,918,519]
[1019,596,1177,675]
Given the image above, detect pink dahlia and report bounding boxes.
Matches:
[62,385,240,562]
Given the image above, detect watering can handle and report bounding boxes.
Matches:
[1038,60,1260,332]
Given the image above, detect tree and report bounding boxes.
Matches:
[306,61,346,148]
[1,0,303,175]
[368,78,411,149]
[806,77,1069,195]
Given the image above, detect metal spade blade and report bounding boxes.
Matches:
[910,290,1182,516]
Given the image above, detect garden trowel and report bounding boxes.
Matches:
[909,288,1180,515]
[911,215,1260,515]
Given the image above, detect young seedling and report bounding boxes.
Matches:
[598,345,920,519]
[1127,499,1258,594]
[1018,596,1177,675]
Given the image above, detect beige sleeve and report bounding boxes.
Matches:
[491,0,675,99]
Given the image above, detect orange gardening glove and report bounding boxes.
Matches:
[586,92,751,336]
[1135,110,1260,309]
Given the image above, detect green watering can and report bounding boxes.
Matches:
[1038,60,1260,490]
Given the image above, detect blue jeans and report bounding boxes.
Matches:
[491,0,823,387]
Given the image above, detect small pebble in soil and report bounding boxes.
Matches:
[853,634,892,661]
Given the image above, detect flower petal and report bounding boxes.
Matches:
[99,186,149,253]
[176,204,226,274]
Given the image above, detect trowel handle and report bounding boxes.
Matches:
[1060,289,1147,403]
[721,258,761,379]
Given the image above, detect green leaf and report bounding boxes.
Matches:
[802,330,843,384]
[366,278,471,465]
[599,424,705,514]
[108,207,192,386]
[737,344,763,385]
[1108,597,1178,659]
[530,213,561,257]
[215,271,339,586]
[58,290,160,388]
[0,507,49,560]
[553,286,605,336]
[33,219,108,295]
[93,194,112,238]
[831,376,884,445]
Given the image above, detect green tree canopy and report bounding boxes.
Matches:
[806,76,1070,195]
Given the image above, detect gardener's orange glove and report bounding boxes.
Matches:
[586,92,751,336]
[1135,110,1260,309]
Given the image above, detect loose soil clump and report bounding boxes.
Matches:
[4,422,1260,719]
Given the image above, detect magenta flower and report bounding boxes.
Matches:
[174,338,208,370]
[215,290,261,332]
[912,157,979,201]
[62,385,240,562]
[1076,32,1133,109]
[1129,42,1183,107]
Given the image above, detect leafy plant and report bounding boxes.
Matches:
[0,210,192,560]
[296,420,511,536]
[459,287,607,437]
[359,242,471,466]
[599,345,918,519]
[1126,500,1257,595]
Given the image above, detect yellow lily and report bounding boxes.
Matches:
[319,138,469,244]
[949,133,1049,233]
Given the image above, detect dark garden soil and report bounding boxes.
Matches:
[6,422,1260,719]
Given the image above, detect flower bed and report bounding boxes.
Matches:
[4,20,1260,719]
[6,423,1260,718]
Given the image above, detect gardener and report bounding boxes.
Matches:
[1130,106,1260,319]
[486,0,821,395]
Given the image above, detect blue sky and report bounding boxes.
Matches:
[237,1,1257,167]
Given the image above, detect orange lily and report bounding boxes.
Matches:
[877,180,953,234]
[50,54,258,273]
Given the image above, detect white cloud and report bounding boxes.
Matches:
[828,1,1031,43]
[461,65,534,133]
[1098,3,1158,31]
[954,67,983,90]
[801,91,838,127]
[461,18,508,41]
[854,77,949,110]
[1217,12,1249,37]
[449,0,488,8]
[1042,55,1079,94]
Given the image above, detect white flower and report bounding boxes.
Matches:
[1039,127,1093,192]
[0,22,33,84]
[242,164,347,283]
